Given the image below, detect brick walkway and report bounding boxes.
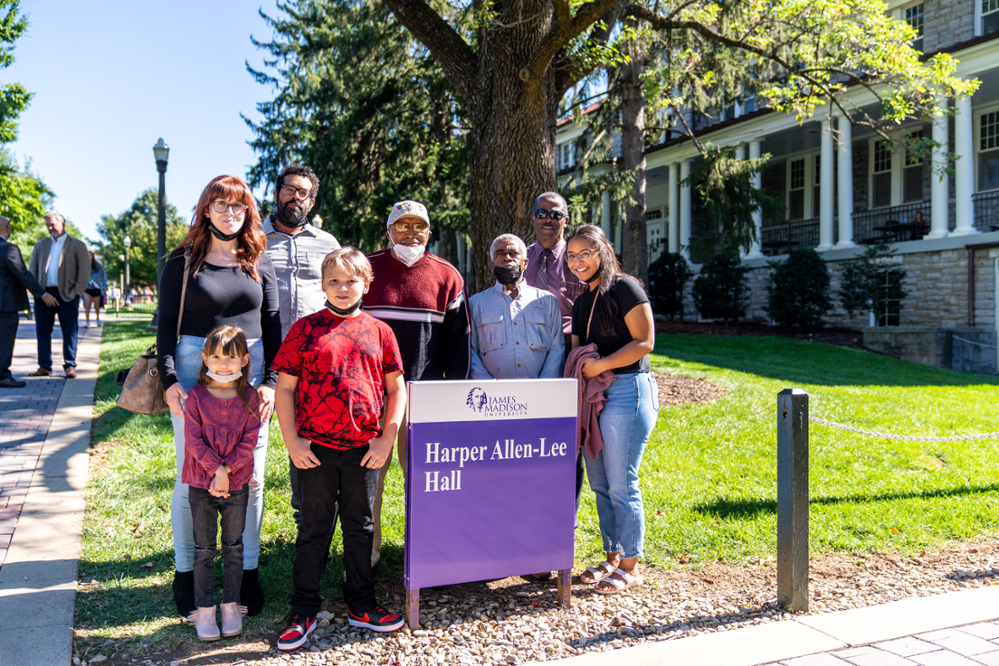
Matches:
[0,318,93,569]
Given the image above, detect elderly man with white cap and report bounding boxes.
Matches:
[364,200,470,565]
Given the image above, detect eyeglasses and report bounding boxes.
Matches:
[566,249,597,263]
[211,201,248,217]
[533,209,567,221]
[390,221,429,233]
[280,184,315,200]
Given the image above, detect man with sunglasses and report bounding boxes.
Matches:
[523,192,587,520]
[364,200,470,565]
[262,165,340,533]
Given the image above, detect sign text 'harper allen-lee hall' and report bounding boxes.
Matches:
[405,379,577,590]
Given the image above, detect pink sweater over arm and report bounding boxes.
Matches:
[564,343,616,460]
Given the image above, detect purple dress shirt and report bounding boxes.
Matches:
[524,238,586,336]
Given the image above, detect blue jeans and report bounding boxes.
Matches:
[34,290,80,370]
[584,372,659,559]
[190,484,248,608]
[170,335,269,571]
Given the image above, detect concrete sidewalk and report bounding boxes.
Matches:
[543,585,999,666]
[0,319,101,666]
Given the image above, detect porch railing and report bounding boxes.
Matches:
[851,203,929,244]
[973,190,999,232]
[760,218,820,256]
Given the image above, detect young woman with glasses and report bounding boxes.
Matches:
[156,175,281,619]
[565,224,658,596]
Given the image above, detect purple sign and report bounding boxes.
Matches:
[405,379,577,590]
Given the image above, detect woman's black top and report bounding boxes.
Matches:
[571,275,651,375]
[157,247,281,390]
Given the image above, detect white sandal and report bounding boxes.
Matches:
[593,568,643,595]
[579,561,616,584]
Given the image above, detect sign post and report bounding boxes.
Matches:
[405,378,577,628]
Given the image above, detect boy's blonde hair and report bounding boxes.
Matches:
[321,246,373,283]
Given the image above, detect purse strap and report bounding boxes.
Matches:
[175,249,191,339]
[584,290,599,344]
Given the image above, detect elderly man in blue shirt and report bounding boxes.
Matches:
[470,233,563,380]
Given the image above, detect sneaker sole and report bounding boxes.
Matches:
[348,616,404,633]
[277,623,315,651]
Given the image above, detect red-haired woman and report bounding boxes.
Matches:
[157,175,281,620]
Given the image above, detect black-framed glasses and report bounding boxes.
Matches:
[280,184,315,200]
[211,201,248,217]
[389,221,429,233]
[533,208,566,221]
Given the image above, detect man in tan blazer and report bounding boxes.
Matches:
[27,213,89,378]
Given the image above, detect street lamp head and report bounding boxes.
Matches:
[124,236,131,248]
[312,214,322,228]
[153,138,170,165]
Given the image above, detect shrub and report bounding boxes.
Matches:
[648,252,694,321]
[838,243,908,325]
[765,247,832,329]
[692,251,750,324]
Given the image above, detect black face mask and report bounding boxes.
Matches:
[492,264,523,285]
[325,298,362,317]
[209,224,239,242]
[584,271,601,284]
[276,196,309,228]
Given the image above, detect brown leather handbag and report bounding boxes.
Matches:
[115,251,190,415]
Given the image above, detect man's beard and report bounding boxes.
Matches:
[276,199,308,228]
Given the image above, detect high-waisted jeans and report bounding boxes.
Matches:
[170,335,269,572]
[584,371,659,559]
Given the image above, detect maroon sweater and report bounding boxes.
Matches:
[363,250,470,381]
[182,384,260,490]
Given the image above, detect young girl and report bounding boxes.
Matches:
[182,325,261,641]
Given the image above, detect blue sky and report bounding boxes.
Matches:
[6,0,282,242]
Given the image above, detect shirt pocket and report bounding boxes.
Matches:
[523,305,553,352]
[476,313,506,354]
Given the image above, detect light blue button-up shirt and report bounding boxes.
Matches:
[469,281,564,380]
[262,215,340,340]
[45,233,67,288]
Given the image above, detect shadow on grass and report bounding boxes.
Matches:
[694,482,999,519]
[655,335,999,388]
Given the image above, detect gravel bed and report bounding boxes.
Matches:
[91,541,999,666]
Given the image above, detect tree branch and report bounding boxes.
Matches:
[526,0,623,87]
[382,0,476,100]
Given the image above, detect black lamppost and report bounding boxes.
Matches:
[148,138,169,330]
[153,138,170,283]
[123,236,131,309]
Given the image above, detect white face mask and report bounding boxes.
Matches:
[206,370,241,384]
[393,243,426,267]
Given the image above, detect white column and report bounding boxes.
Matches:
[817,118,835,250]
[680,159,692,259]
[614,202,623,249]
[745,141,764,259]
[835,116,856,248]
[466,239,473,274]
[600,190,611,239]
[953,96,977,236]
[928,109,950,239]
[668,163,679,253]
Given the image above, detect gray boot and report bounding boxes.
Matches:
[220,601,243,637]
[190,606,220,641]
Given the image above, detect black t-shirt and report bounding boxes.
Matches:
[571,275,651,374]
[157,247,282,390]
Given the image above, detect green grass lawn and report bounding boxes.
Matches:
[76,322,999,655]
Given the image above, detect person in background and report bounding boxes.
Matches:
[27,212,89,379]
[82,250,107,328]
[158,175,282,619]
[0,215,58,388]
[364,200,469,566]
[262,164,340,525]
[566,224,658,596]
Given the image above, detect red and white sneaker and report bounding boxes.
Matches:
[276,614,316,651]
[347,606,404,632]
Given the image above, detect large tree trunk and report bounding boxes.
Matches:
[619,37,649,285]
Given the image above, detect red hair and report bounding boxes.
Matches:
[177,175,266,280]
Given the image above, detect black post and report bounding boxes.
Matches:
[156,160,167,284]
[777,388,808,612]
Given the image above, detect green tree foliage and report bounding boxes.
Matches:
[246,0,469,254]
[0,0,29,145]
[648,251,693,321]
[765,247,833,329]
[838,243,909,324]
[93,189,188,286]
[692,251,749,324]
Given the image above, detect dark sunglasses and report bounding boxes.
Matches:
[533,209,566,222]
